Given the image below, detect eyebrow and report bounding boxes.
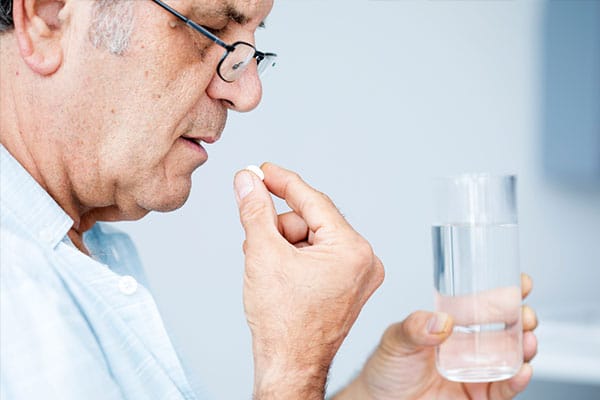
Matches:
[224,5,249,25]
[191,3,250,26]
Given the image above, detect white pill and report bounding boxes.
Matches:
[245,165,265,181]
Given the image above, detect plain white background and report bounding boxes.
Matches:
[116,0,600,397]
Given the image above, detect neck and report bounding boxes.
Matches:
[1,40,94,254]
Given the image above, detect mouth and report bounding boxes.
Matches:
[180,132,220,145]
[178,134,213,162]
[181,136,203,148]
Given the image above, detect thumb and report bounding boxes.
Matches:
[381,311,454,355]
[234,168,279,247]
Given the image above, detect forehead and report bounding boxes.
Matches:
[191,0,273,24]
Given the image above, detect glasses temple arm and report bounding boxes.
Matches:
[151,0,232,50]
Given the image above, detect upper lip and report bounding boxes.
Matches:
[181,133,220,144]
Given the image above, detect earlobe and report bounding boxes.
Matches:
[12,0,65,76]
[22,42,62,75]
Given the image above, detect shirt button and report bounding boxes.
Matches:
[118,275,138,295]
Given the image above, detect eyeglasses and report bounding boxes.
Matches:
[151,0,277,83]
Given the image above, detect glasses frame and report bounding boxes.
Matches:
[151,0,276,83]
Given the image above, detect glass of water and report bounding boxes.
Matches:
[431,174,522,382]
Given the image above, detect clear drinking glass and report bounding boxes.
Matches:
[431,174,523,382]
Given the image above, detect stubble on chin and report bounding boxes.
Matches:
[133,172,194,214]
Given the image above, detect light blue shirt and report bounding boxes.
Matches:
[0,145,198,400]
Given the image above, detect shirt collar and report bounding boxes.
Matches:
[1,145,73,249]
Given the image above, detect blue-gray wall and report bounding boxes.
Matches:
[543,0,600,185]
[116,1,600,398]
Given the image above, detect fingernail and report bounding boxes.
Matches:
[245,165,265,181]
[234,171,255,203]
[427,312,449,334]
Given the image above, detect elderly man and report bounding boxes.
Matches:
[0,0,538,398]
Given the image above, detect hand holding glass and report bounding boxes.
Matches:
[432,174,522,382]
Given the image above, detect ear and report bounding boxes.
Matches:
[12,0,66,75]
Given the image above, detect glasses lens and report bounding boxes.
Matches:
[219,43,255,82]
[257,53,277,78]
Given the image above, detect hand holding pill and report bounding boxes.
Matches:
[233,163,384,399]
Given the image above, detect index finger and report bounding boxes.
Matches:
[261,163,348,233]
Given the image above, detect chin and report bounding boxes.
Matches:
[152,197,189,213]
[143,184,192,213]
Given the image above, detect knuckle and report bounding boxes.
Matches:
[380,315,424,354]
[352,240,374,265]
[240,199,270,223]
[373,257,385,286]
[315,191,344,219]
[302,191,332,212]
[299,194,319,214]
[289,171,302,182]
[501,381,517,398]
[316,190,333,205]
[382,322,401,345]
[284,172,304,194]
[405,310,426,328]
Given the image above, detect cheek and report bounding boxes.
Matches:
[128,22,217,102]
[79,26,218,176]
[92,120,161,179]
[107,58,215,157]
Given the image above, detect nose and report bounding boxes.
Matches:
[206,62,263,112]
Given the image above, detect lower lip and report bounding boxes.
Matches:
[180,137,208,160]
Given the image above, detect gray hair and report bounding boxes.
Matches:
[0,0,12,32]
[0,0,134,55]
[89,0,135,55]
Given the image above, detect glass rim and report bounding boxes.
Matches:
[432,173,517,183]
[432,172,518,225]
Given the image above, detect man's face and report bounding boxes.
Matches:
[58,0,273,220]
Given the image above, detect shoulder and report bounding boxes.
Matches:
[0,221,56,290]
[0,225,124,399]
[1,224,92,363]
